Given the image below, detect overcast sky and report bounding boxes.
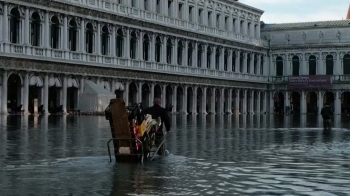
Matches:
[239,0,349,23]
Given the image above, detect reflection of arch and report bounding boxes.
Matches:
[49,76,62,87]
[67,78,79,88]
[29,75,43,87]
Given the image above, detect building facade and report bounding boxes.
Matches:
[262,20,350,115]
[1,0,348,115]
[0,0,272,115]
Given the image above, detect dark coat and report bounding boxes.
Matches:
[321,105,333,119]
[143,104,171,132]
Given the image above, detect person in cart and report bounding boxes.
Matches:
[143,97,171,134]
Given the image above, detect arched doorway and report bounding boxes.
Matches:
[176,86,184,112]
[141,83,150,108]
[29,75,43,114]
[224,89,229,113]
[154,84,162,98]
[166,85,173,108]
[67,78,79,111]
[341,91,350,114]
[128,82,138,105]
[290,92,301,114]
[206,88,212,113]
[215,89,221,113]
[7,73,22,113]
[324,92,335,111]
[48,76,62,114]
[306,92,317,114]
[274,92,284,114]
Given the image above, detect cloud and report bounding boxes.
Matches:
[239,0,348,23]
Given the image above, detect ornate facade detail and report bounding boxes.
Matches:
[8,4,25,17]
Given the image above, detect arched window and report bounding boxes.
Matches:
[239,52,244,72]
[31,12,41,46]
[326,55,333,75]
[166,38,172,64]
[276,56,283,76]
[155,36,162,62]
[101,25,110,55]
[188,43,193,66]
[177,41,183,65]
[51,16,60,49]
[215,48,220,70]
[247,53,252,73]
[116,29,123,57]
[130,31,137,59]
[292,56,300,76]
[197,44,203,68]
[85,23,94,54]
[69,20,78,51]
[343,54,350,75]
[207,46,212,69]
[10,8,21,44]
[224,50,228,71]
[143,34,150,61]
[309,55,316,75]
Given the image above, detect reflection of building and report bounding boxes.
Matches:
[0,0,349,115]
[262,6,350,115]
[0,0,268,115]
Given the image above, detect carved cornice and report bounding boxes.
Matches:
[270,44,350,50]
[16,0,266,52]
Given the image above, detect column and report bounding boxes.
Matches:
[227,50,233,72]
[183,40,188,66]
[220,88,224,113]
[182,86,188,114]
[2,71,8,114]
[269,91,274,114]
[162,36,167,63]
[263,91,267,113]
[235,50,240,73]
[62,75,68,114]
[111,26,116,56]
[256,91,261,114]
[80,19,85,52]
[256,23,260,38]
[220,49,224,71]
[235,18,240,34]
[24,8,30,45]
[149,83,155,106]
[63,15,68,51]
[285,54,290,76]
[228,89,233,114]
[317,91,323,114]
[301,91,306,114]
[138,31,143,60]
[211,88,215,113]
[203,45,207,69]
[137,82,142,103]
[125,28,130,58]
[192,86,198,114]
[200,87,206,114]
[249,91,254,113]
[162,84,166,107]
[23,72,29,114]
[242,90,247,114]
[3,4,8,43]
[335,90,341,115]
[249,53,254,74]
[172,86,177,113]
[151,34,156,62]
[193,42,198,67]
[173,38,178,65]
[211,46,216,70]
[235,89,240,115]
[243,52,248,73]
[43,74,49,114]
[163,0,169,15]
[45,12,50,48]
[284,91,289,112]
[124,81,129,106]
[96,22,101,55]
[257,54,261,75]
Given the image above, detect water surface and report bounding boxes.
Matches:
[1,115,350,195]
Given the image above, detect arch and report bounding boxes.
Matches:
[130,31,138,59]
[50,15,60,49]
[197,87,203,113]
[166,38,173,64]
[155,36,162,63]
[67,78,79,88]
[290,92,301,114]
[115,82,125,91]
[177,41,183,65]
[292,56,300,76]
[343,54,350,75]
[86,23,94,53]
[341,91,350,114]
[7,73,22,113]
[306,91,317,114]
[215,48,220,70]
[7,72,23,85]
[308,55,317,75]
[324,91,335,111]
[10,8,21,44]
[49,76,62,87]
[154,84,162,97]
[274,92,285,114]
[326,55,334,75]
[141,83,150,107]
[29,75,43,87]
[176,86,184,112]
[128,82,138,105]
[276,56,283,76]
[187,87,194,113]
[187,42,194,66]
[68,19,78,51]
[116,29,124,57]
[101,25,110,55]
[166,85,173,108]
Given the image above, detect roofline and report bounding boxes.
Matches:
[261,19,350,31]
[220,0,264,15]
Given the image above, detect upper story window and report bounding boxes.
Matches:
[240,21,244,34]
[216,14,220,29]
[225,16,229,31]
[189,6,194,22]
[156,0,161,14]
[208,11,212,27]
[131,0,136,7]
[198,8,203,24]
[168,0,173,17]
[178,3,183,19]
[144,0,149,11]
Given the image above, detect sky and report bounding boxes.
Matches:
[239,0,349,23]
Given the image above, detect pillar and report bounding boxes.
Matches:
[256,91,261,114]
[220,88,224,113]
[2,71,8,114]
[80,19,85,52]
[124,81,129,107]
[172,86,177,113]
[24,8,30,45]
[182,86,188,114]
[3,3,8,43]
[202,87,207,114]
[249,91,254,114]
[211,88,215,113]
[125,28,130,58]
[227,50,233,72]
[235,89,240,115]
[23,72,29,114]
[192,86,198,114]
[242,90,247,114]
[235,51,240,73]
[43,74,49,114]
[149,83,155,107]
[243,52,248,73]
[269,91,274,114]
[96,22,101,55]
[137,82,142,103]
[249,53,254,74]
[62,75,68,114]
[162,84,166,107]
[263,91,267,113]
[317,91,323,114]
[335,90,341,115]
[284,91,290,111]
[301,91,307,114]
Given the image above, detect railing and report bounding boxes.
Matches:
[53,0,269,47]
[2,42,269,83]
[269,75,350,84]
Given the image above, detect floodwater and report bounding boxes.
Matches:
[1,114,350,196]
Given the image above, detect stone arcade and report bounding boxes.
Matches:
[0,0,349,115]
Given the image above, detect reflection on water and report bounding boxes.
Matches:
[1,114,350,195]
